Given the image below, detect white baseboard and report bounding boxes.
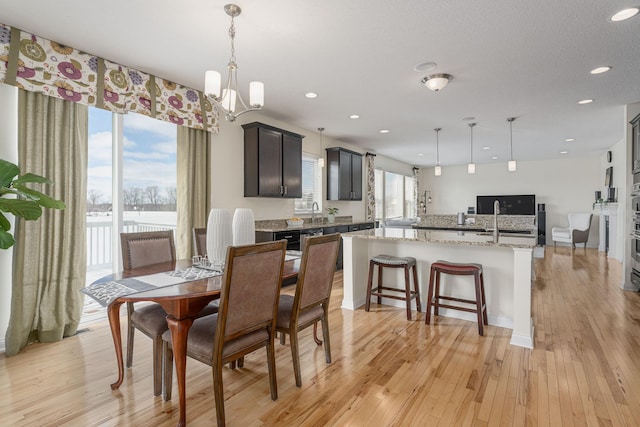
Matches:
[510,325,535,349]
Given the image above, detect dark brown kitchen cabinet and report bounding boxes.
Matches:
[632,114,640,174]
[243,122,304,198]
[326,147,363,200]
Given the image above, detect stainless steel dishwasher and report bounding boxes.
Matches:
[299,228,323,249]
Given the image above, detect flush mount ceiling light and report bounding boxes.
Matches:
[590,66,612,74]
[507,117,517,172]
[421,73,453,92]
[611,7,639,22]
[204,4,264,122]
[468,123,476,174]
[414,61,437,72]
[434,127,442,176]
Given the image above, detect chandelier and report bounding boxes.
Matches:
[204,4,264,122]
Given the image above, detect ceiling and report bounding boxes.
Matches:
[2,0,639,167]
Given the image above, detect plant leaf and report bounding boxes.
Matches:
[0,212,10,231]
[0,198,43,220]
[0,229,15,249]
[15,186,66,209]
[0,159,20,188]
[13,173,53,185]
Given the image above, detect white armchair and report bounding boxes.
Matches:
[551,213,593,248]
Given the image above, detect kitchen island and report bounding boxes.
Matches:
[341,227,536,348]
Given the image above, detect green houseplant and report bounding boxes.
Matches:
[0,159,66,249]
[326,206,339,223]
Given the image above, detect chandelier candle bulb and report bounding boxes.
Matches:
[249,82,264,107]
[205,70,222,98]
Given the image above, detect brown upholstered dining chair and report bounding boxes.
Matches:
[120,230,217,396]
[120,230,176,396]
[193,227,207,257]
[162,240,287,427]
[276,233,340,387]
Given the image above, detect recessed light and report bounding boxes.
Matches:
[414,61,437,72]
[590,66,612,74]
[611,8,639,22]
[417,153,424,156]
[491,156,498,160]
[482,146,490,150]
[379,129,390,134]
[560,150,568,154]
[349,114,360,119]
[565,138,575,142]
[578,99,594,104]
[305,92,318,99]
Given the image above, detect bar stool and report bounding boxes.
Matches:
[425,260,488,335]
[365,254,421,320]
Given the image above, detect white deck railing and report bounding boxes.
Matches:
[86,220,176,269]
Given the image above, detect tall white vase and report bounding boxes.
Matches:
[206,209,232,266]
[232,208,255,246]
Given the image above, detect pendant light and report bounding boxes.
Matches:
[507,117,517,172]
[434,127,442,176]
[468,123,476,174]
[318,127,325,168]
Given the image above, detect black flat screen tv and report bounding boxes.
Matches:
[476,194,536,215]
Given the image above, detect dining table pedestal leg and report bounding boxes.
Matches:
[166,315,195,427]
[107,301,125,390]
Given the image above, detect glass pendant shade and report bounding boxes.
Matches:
[204,70,221,98]
[221,89,237,112]
[206,209,232,266]
[468,163,476,174]
[249,82,264,107]
[434,165,442,176]
[508,160,517,172]
[232,208,255,246]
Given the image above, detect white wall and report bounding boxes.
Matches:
[0,84,18,349]
[420,156,601,247]
[599,136,626,260]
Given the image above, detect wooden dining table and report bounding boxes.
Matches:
[97,257,300,427]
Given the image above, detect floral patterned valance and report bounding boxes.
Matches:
[0,23,219,132]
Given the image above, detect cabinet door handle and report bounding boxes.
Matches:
[284,235,293,239]
[280,185,284,195]
[284,186,288,195]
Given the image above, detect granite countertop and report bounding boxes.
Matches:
[413,214,536,234]
[255,217,372,233]
[342,227,536,249]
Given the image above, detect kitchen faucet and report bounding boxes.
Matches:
[311,202,319,223]
[493,199,500,243]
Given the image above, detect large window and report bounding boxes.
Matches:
[295,153,322,214]
[86,108,177,280]
[374,169,417,221]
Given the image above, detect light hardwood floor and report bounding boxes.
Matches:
[2,247,640,426]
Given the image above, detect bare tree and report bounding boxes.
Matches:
[145,186,161,207]
[87,189,103,208]
[166,186,177,206]
[124,187,145,208]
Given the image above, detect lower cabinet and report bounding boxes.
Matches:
[323,225,350,270]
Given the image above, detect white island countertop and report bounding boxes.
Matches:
[344,227,536,249]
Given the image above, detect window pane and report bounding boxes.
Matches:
[404,176,416,217]
[122,113,177,233]
[374,169,383,220]
[295,154,321,213]
[384,171,404,219]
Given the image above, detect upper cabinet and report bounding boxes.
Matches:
[243,122,304,198]
[326,147,363,201]
[632,114,640,174]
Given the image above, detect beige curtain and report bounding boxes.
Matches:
[5,90,88,356]
[365,153,376,221]
[176,126,211,259]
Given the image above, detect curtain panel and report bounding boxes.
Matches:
[5,90,88,356]
[176,126,211,259]
[365,153,376,221]
[0,22,219,133]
